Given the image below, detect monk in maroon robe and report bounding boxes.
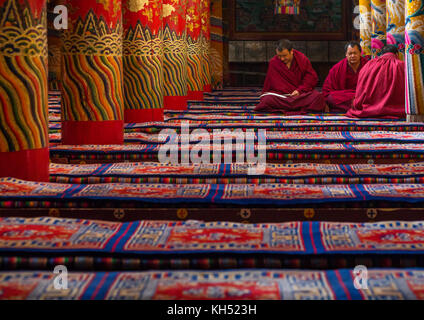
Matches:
[255,39,325,114]
[347,45,406,119]
[322,41,368,112]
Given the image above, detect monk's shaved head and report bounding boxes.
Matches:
[276,39,294,52]
[381,45,399,55]
[345,41,362,53]
[345,41,362,68]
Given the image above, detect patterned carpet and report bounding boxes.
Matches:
[49,131,424,145]
[1,217,423,255]
[49,143,424,164]
[1,269,424,300]
[2,177,424,207]
[2,89,424,300]
[49,162,424,184]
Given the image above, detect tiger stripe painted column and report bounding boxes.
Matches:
[61,0,124,145]
[163,0,188,110]
[359,0,372,58]
[47,0,62,91]
[186,0,204,101]
[386,0,405,60]
[123,0,164,123]
[371,0,387,58]
[0,0,49,181]
[200,0,211,92]
[210,0,224,90]
[406,0,424,122]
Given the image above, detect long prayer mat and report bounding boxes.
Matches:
[49,162,424,185]
[48,121,424,133]
[203,89,262,95]
[164,114,406,122]
[1,218,424,271]
[124,121,424,133]
[166,110,267,115]
[49,143,424,164]
[49,131,424,145]
[2,268,423,300]
[187,104,256,111]
[188,99,259,105]
[49,132,164,145]
[7,178,424,206]
[1,218,423,255]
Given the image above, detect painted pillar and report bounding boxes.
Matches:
[200,0,212,92]
[405,0,424,122]
[163,0,188,110]
[359,0,372,58]
[386,0,405,60]
[123,0,164,123]
[47,0,61,91]
[186,0,204,101]
[61,0,124,145]
[210,0,224,90]
[371,0,387,58]
[0,0,49,181]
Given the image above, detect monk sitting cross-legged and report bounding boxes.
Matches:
[346,45,406,119]
[254,39,325,114]
[322,41,368,112]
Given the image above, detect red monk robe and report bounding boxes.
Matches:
[346,53,406,119]
[255,50,325,114]
[322,56,368,112]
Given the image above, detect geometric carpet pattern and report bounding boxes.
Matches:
[1,269,424,300]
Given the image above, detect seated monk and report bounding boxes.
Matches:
[346,45,406,119]
[255,39,325,114]
[322,41,368,112]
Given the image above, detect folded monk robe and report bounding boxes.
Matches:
[255,50,325,114]
[346,53,406,119]
[322,56,368,112]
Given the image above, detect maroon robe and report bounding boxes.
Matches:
[255,50,325,114]
[346,53,406,119]
[322,56,368,112]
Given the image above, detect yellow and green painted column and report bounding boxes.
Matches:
[371,0,387,57]
[0,0,49,181]
[163,0,188,110]
[406,0,424,122]
[61,0,124,144]
[186,0,204,101]
[200,0,212,92]
[123,0,164,122]
[386,0,405,60]
[359,0,372,58]
[47,0,62,91]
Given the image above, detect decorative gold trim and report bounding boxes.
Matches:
[113,209,126,220]
[0,1,47,56]
[177,208,188,219]
[62,10,122,56]
[187,35,202,55]
[366,208,378,220]
[48,208,60,217]
[163,26,187,54]
[124,28,163,56]
[240,208,251,219]
[304,208,315,219]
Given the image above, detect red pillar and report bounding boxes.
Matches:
[163,0,188,110]
[61,0,124,145]
[123,0,164,123]
[0,0,49,181]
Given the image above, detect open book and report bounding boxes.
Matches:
[259,92,289,99]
